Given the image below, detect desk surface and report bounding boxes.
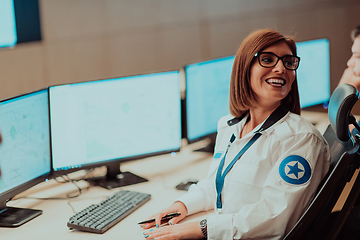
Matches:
[0,141,214,240]
[0,111,332,240]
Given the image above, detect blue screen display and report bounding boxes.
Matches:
[50,72,182,171]
[0,90,51,194]
[296,38,330,108]
[185,56,235,142]
[0,0,17,48]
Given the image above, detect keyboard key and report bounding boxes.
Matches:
[67,190,151,234]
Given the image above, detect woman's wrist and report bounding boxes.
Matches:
[173,201,188,215]
[199,219,207,238]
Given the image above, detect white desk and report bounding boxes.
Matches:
[0,111,336,240]
[0,141,215,240]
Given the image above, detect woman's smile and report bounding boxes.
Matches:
[265,77,286,87]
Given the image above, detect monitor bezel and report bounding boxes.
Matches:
[49,70,182,178]
[0,88,52,205]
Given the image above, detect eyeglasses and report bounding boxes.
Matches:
[255,52,300,70]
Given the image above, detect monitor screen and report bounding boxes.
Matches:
[0,89,51,194]
[0,0,42,49]
[0,89,51,226]
[49,71,181,188]
[185,56,235,144]
[0,0,17,48]
[296,38,330,108]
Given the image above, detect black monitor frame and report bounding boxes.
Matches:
[0,88,52,227]
[13,0,42,44]
[49,71,182,189]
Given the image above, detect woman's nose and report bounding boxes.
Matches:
[272,60,286,73]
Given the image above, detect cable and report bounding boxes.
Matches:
[8,174,90,202]
[54,169,97,183]
[67,201,77,214]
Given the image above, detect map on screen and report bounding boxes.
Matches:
[0,90,51,194]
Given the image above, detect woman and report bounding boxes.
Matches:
[141,29,330,240]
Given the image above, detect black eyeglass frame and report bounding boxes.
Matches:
[254,52,301,70]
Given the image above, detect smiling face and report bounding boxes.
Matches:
[249,41,296,109]
[347,36,360,76]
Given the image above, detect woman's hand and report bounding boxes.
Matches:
[143,221,204,240]
[339,67,360,90]
[140,201,188,229]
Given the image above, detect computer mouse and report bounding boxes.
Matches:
[175,179,199,191]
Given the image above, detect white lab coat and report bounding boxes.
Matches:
[177,111,330,240]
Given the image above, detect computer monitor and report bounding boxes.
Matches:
[0,0,42,49]
[0,89,51,227]
[0,0,17,48]
[296,38,330,108]
[49,71,181,189]
[184,55,235,152]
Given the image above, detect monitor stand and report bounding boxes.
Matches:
[0,204,42,227]
[86,162,148,190]
[194,141,215,153]
[194,135,216,154]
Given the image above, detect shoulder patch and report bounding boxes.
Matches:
[279,155,312,185]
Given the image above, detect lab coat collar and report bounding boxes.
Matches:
[228,105,290,139]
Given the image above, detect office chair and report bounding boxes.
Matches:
[283,84,360,240]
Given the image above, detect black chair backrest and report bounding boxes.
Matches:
[283,84,360,240]
[329,83,359,142]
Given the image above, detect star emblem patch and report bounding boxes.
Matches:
[279,155,312,185]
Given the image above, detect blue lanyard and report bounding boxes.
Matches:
[215,132,261,211]
[215,105,289,212]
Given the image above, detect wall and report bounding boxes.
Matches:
[1,0,360,112]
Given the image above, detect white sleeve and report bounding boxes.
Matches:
[207,133,330,240]
[176,115,232,215]
[176,177,215,215]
